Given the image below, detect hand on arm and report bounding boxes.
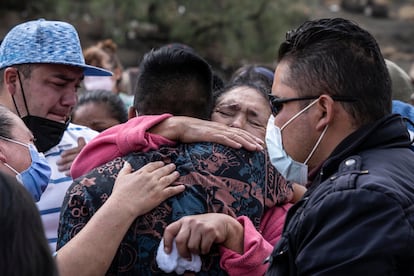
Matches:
[163,213,244,259]
[149,116,264,151]
[56,161,185,276]
[110,161,185,217]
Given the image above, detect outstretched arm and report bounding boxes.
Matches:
[56,161,185,276]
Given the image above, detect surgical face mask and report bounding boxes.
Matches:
[0,136,51,201]
[265,99,328,185]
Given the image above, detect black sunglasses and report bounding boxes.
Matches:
[268,94,357,116]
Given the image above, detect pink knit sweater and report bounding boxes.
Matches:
[70,114,175,179]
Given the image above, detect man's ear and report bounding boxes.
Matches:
[4,67,19,96]
[128,106,137,120]
[315,95,334,131]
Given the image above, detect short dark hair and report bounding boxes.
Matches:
[0,64,34,87]
[278,18,391,126]
[133,46,213,120]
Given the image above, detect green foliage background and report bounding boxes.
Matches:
[1,0,312,76]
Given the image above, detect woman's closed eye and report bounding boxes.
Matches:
[248,118,265,129]
[214,105,238,117]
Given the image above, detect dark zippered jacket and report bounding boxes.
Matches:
[266,114,414,275]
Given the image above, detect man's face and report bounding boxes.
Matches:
[270,61,320,164]
[16,63,83,123]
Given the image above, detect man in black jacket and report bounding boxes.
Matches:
[265,18,414,275]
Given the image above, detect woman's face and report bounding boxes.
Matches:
[211,86,271,141]
[72,102,122,132]
[0,113,34,175]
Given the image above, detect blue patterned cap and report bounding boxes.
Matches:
[0,19,112,76]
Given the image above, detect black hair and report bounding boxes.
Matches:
[0,171,57,276]
[133,46,213,120]
[230,64,274,88]
[278,17,391,126]
[214,77,271,110]
[73,89,128,124]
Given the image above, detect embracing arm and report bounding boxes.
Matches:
[70,114,174,178]
[149,116,264,151]
[57,161,185,276]
[71,115,263,179]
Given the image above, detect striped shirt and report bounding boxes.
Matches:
[36,123,98,252]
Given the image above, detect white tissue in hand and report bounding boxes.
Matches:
[156,238,201,274]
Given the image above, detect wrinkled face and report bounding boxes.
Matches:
[0,113,34,175]
[14,63,84,123]
[211,86,271,141]
[72,102,121,132]
[270,61,319,163]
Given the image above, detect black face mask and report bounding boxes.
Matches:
[22,115,68,153]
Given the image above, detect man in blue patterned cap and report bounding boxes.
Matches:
[0,19,112,251]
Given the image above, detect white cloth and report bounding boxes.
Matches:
[156,238,202,275]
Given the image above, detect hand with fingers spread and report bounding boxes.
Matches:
[56,161,185,276]
[110,161,185,217]
[149,116,264,152]
[163,213,244,259]
[57,137,86,176]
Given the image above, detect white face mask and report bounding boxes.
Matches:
[265,99,328,185]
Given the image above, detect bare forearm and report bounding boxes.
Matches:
[221,215,244,254]
[149,117,183,141]
[56,197,137,276]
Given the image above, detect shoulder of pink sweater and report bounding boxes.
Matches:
[71,114,174,179]
[118,114,175,154]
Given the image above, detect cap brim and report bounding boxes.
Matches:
[82,64,113,76]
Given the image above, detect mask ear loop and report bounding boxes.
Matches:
[281,99,319,131]
[0,135,29,148]
[3,162,20,175]
[304,124,328,165]
[12,70,31,118]
[0,135,29,177]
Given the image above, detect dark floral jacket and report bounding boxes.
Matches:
[57,142,293,275]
